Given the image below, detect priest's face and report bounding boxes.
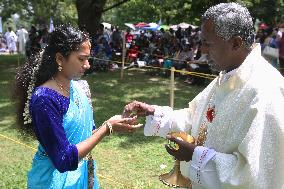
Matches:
[201,20,235,71]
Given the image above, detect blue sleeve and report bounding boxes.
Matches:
[93,45,99,56]
[93,120,96,130]
[31,96,79,173]
[270,39,278,48]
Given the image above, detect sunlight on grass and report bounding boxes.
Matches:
[0,117,15,125]
[0,55,205,188]
[0,81,9,85]
[0,102,12,109]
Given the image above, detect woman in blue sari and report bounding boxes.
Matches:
[14,25,138,189]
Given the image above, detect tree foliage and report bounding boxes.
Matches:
[103,0,284,26]
[248,0,284,25]
[0,0,77,28]
[0,0,283,35]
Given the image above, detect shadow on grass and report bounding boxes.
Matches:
[84,69,204,149]
[1,55,205,146]
[118,132,166,149]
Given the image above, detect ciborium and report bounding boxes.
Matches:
[159,132,195,188]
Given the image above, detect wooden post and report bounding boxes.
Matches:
[17,53,20,67]
[170,67,175,109]
[120,31,126,79]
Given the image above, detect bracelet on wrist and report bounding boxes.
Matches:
[103,121,113,135]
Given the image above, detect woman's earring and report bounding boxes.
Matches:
[58,64,63,72]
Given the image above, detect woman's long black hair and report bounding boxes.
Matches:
[13,25,90,136]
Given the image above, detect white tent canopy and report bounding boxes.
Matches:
[102,22,112,30]
[170,23,197,30]
[124,23,135,30]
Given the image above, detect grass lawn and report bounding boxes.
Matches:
[0,55,205,189]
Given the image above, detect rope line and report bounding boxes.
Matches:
[0,133,134,189]
[0,133,37,151]
[91,57,218,80]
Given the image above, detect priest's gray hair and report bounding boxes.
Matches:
[202,2,255,49]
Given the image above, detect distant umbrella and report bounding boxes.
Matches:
[170,25,178,30]
[135,22,149,28]
[102,22,111,30]
[178,22,190,29]
[278,23,284,28]
[259,23,268,30]
[124,23,135,30]
[159,25,170,30]
[141,23,159,31]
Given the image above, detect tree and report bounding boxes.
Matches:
[103,0,234,27]
[29,0,77,26]
[104,0,283,28]
[248,0,284,25]
[75,0,130,37]
[1,0,283,35]
[75,0,107,37]
[0,0,77,30]
[0,0,29,29]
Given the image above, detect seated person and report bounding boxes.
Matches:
[174,44,194,70]
[185,44,211,85]
[126,41,139,63]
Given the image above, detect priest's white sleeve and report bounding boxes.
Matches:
[189,146,222,189]
[189,96,284,189]
[143,77,215,139]
[144,105,193,138]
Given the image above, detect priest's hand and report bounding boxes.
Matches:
[165,135,196,162]
[122,101,155,118]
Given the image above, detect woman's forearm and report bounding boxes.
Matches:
[76,124,109,159]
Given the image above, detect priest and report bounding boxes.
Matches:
[123,3,284,189]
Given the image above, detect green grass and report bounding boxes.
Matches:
[0,55,205,189]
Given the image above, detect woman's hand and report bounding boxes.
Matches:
[78,116,141,159]
[106,115,142,134]
[122,101,155,118]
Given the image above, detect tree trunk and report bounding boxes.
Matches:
[76,0,107,37]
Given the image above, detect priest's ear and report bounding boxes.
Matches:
[231,36,244,51]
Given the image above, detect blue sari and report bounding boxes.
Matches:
[28,80,99,189]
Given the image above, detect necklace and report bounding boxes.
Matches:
[52,77,70,95]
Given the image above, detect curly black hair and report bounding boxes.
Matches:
[13,25,90,136]
[202,2,255,50]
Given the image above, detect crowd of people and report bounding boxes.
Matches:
[90,23,284,84]
[0,26,49,57]
[12,3,284,189]
[2,22,284,84]
[256,26,284,75]
[91,24,211,85]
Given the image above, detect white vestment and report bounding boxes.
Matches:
[17,28,29,54]
[144,44,284,189]
[4,31,18,52]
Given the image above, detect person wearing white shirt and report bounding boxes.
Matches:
[123,3,284,189]
[17,27,29,55]
[4,27,18,54]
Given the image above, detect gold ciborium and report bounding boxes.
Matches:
[159,132,195,188]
